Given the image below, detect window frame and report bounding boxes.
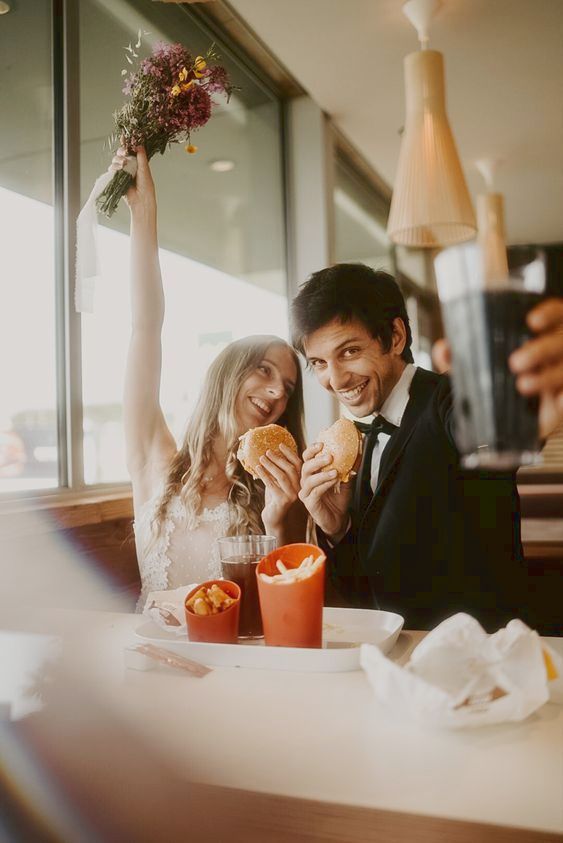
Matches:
[1,0,294,508]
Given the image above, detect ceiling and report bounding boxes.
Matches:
[227,0,563,246]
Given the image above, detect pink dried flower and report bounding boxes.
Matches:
[206,66,229,93]
[97,40,233,217]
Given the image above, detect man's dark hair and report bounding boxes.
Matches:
[290,263,414,363]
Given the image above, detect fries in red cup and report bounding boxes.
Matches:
[256,543,325,648]
[185,580,241,644]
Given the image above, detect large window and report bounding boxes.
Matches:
[1,0,288,495]
[0,0,58,493]
[333,154,392,273]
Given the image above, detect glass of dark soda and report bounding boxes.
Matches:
[434,242,545,470]
[217,535,276,639]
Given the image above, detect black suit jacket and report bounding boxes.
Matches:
[324,368,536,632]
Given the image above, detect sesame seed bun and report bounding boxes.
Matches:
[316,418,362,483]
[237,424,298,479]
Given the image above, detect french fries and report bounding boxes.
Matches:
[259,554,323,584]
[186,584,236,616]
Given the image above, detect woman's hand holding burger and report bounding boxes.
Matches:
[257,444,303,535]
[237,424,303,537]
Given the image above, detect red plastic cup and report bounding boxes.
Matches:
[256,543,326,648]
[184,580,241,644]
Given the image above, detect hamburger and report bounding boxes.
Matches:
[237,424,298,479]
[316,418,362,485]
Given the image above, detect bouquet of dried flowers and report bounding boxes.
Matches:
[96,40,232,217]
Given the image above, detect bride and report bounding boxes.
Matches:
[112,147,307,608]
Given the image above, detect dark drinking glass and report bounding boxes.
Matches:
[217,536,276,639]
[435,243,545,470]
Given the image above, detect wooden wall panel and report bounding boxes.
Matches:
[60,517,140,610]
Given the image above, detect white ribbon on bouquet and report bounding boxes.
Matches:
[75,154,138,313]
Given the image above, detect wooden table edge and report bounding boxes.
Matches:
[182,780,563,843]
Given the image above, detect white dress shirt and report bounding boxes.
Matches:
[368,363,417,492]
[325,363,417,544]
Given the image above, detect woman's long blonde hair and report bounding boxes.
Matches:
[152,335,305,538]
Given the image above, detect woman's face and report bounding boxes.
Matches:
[235,344,298,433]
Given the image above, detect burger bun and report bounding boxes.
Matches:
[237,424,298,479]
[316,418,362,484]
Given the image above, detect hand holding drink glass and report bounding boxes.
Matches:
[434,241,546,470]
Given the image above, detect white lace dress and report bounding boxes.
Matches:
[134,490,232,611]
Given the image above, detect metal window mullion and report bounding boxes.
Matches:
[53,0,66,487]
[53,0,83,491]
[284,98,339,438]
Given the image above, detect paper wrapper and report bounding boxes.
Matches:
[360,613,563,728]
[142,584,196,636]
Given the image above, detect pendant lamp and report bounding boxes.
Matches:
[475,158,509,286]
[387,0,476,248]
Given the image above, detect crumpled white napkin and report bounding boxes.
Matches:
[142,584,196,636]
[360,613,563,728]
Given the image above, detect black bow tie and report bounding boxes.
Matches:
[354,416,397,438]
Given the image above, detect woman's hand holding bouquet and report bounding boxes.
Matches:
[76,39,231,313]
[98,41,231,217]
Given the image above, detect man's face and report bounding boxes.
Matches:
[303,317,406,417]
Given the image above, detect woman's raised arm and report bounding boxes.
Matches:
[120,147,176,501]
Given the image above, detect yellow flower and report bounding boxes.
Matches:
[178,67,188,82]
[194,55,207,78]
[170,84,181,96]
[543,647,559,680]
[180,80,194,93]
[185,144,198,154]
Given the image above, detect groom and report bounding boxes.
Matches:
[291,262,563,632]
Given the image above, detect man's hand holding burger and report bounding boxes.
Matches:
[299,419,361,542]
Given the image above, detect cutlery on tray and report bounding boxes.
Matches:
[132,643,212,678]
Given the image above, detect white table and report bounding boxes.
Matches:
[2,610,562,842]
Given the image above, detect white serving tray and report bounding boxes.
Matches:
[135,607,403,672]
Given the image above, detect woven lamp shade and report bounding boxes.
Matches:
[477,192,509,285]
[387,50,476,248]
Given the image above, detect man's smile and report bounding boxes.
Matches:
[337,379,369,402]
